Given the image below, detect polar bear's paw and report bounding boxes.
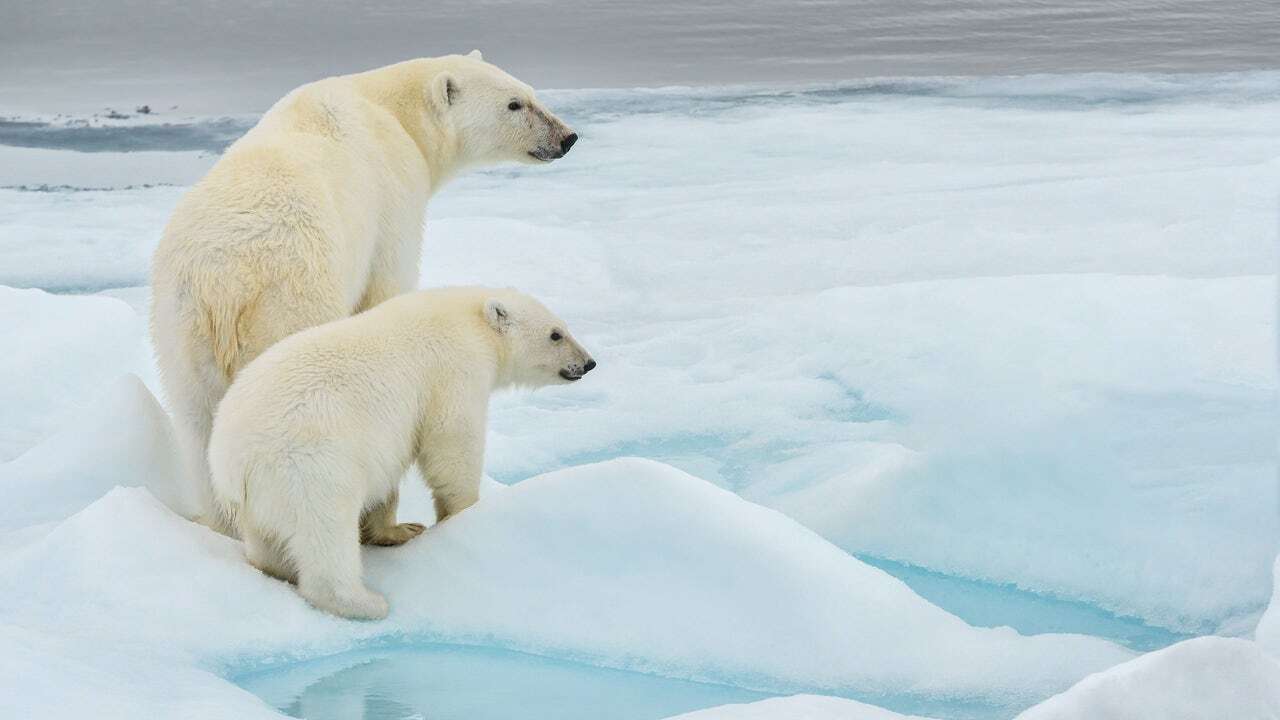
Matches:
[300,582,390,621]
[361,521,427,547]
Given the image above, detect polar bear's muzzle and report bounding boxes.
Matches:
[528,132,578,162]
[559,357,596,382]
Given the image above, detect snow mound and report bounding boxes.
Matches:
[0,373,191,530]
[1016,636,1280,720]
[664,694,933,720]
[0,624,280,720]
[1258,555,1280,659]
[368,458,1133,703]
[0,287,144,460]
[0,460,1130,718]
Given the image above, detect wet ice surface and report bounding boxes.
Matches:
[1,71,1278,719]
[234,644,771,720]
[232,643,1004,720]
[860,557,1187,653]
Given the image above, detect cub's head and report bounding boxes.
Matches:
[430,50,577,166]
[483,291,595,387]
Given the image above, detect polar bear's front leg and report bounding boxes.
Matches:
[417,426,484,523]
[359,488,426,546]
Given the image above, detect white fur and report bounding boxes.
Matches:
[151,55,575,534]
[207,287,594,620]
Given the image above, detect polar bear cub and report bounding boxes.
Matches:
[208,287,595,619]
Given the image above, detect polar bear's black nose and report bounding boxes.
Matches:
[583,358,596,373]
[560,133,578,155]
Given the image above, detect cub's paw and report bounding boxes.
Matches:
[304,586,390,621]
[362,521,426,547]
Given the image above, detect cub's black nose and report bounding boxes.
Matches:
[560,133,578,154]
[583,358,596,373]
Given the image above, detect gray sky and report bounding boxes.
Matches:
[2,0,1278,114]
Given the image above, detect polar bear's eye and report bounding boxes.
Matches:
[508,101,522,111]
[550,331,562,342]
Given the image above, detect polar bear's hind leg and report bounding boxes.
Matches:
[242,525,297,583]
[288,497,389,621]
[293,543,389,621]
[359,488,426,546]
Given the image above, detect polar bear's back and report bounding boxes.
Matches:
[206,288,502,513]
[153,73,428,316]
[208,304,416,504]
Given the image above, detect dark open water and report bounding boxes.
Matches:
[1,0,1277,113]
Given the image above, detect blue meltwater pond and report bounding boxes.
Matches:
[232,644,771,720]
[231,642,1014,720]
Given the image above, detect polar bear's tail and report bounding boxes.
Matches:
[201,300,248,383]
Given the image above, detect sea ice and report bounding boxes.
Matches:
[0,287,146,460]
[1257,554,1280,659]
[677,636,1280,720]
[664,694,933,720]
[1015,636,1280,719]
[1,72,1277,717]
[0,460,1132,719]
[0,373,190,530]
[3,75,1276,632]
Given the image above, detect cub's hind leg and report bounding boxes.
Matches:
[287,495,388,621]
[242,524,296,583]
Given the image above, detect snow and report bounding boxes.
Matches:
[664,694,933,720]
[428,77,1280,632]
[731,276,1276,632]
[0,287,147,460]
[1015,636,1280,720]
[0,146,215,192]
[0,373,192,529]
[1258,555,1280,659]
[0,461,1132,719]
[0,624,281,720]
[679,636,1280,720]
[0,186,188,290]
[1,71,1277,717]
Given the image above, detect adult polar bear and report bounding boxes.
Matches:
[152,52,576,536]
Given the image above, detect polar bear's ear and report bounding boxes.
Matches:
[484,298,511,333]
[467,49,483,61]
[431,72,457,109]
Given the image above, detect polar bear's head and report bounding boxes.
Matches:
[431,50,577,166]
[484,291,595,387]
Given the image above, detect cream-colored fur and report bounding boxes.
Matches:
[152,52,576,534]
[208,287,594,620]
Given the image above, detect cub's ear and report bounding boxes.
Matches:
[430,72,457,109]
[467,49,483,61]
[484,298,511,333]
